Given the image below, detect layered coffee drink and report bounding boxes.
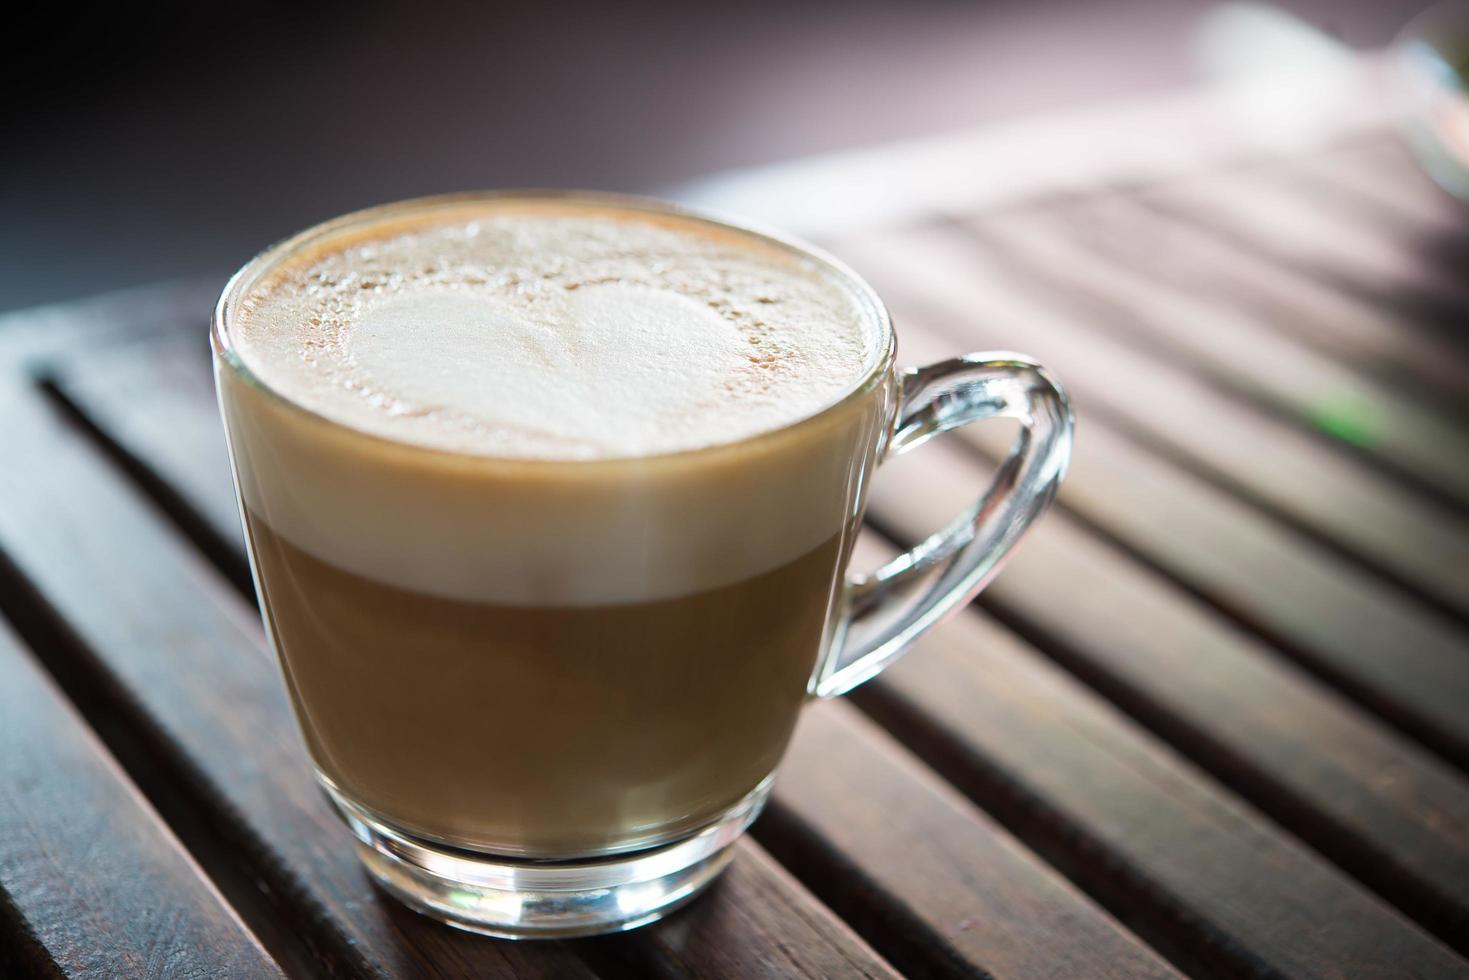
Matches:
[217,197,894,856]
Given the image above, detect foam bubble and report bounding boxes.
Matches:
[232,202,881,459]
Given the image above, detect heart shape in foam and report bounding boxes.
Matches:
[346,284,749,454]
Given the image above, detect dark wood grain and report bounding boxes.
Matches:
[836,234,1469,768]
[983,388,1469,765]
[593,838,898,979]
[40,334,252,596]
[841,528,1469,978]
[68,333,234,541]
[0,380,595,980]
[863,437,1469,957]
[764,699,1178,980]
[0,620,284,980]
[0,368,949,977]
[35,315,1178,980]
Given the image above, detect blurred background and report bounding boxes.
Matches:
[0,0,1432,313]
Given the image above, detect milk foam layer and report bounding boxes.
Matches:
[232,200,881,459]
[217,197,895,606]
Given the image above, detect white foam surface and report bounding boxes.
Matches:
[232,202,880,459]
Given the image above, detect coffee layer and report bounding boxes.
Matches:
[251,513,841,855]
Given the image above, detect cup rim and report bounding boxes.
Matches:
[211,189,898,468]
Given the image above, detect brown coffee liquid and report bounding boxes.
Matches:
[246,509,843,856]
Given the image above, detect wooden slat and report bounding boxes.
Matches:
[960,210,1469,505]
[1284,142,1469,258]
[1280,144,1469,249]
[990,390,1469,761]
[0,281,218,368]
[864,440,1469,954]
[840,529,1469,979]
[763,699,1177,980]
[1025,190,1469,404]
[50,333,239,549]
[36,316,1177,980]
[1261,156,1469,356]
[840,228,1469,619]
[0,387,595,980]
[50,320,1469,979]
[902,307,1469,768]
[1134,160,1469,364]
[1140,164,1469,334]
[0,380,919,978]
[0,621,284,980]
[1294,139,1469,247]
[838,232,1469,705]
[593,839,898,979]
[42,335,253,596]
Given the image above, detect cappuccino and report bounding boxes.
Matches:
[218,197,893,855]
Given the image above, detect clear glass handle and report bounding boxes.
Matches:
[813,352,1073,698]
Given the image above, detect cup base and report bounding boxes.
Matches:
[321,776,773,939]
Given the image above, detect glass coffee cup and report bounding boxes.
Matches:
[212,192,1072,939]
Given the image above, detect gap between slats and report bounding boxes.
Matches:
[1076,404,1469,634]
[0,619,289,979]
[1023,502,1469,773]
[36,378,255,599]
[0,869,66,979]
[867,495,1469,958]
[0,550,377,979]
[839,524,1469,977]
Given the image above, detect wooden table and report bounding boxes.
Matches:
[2,100,1468,977]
